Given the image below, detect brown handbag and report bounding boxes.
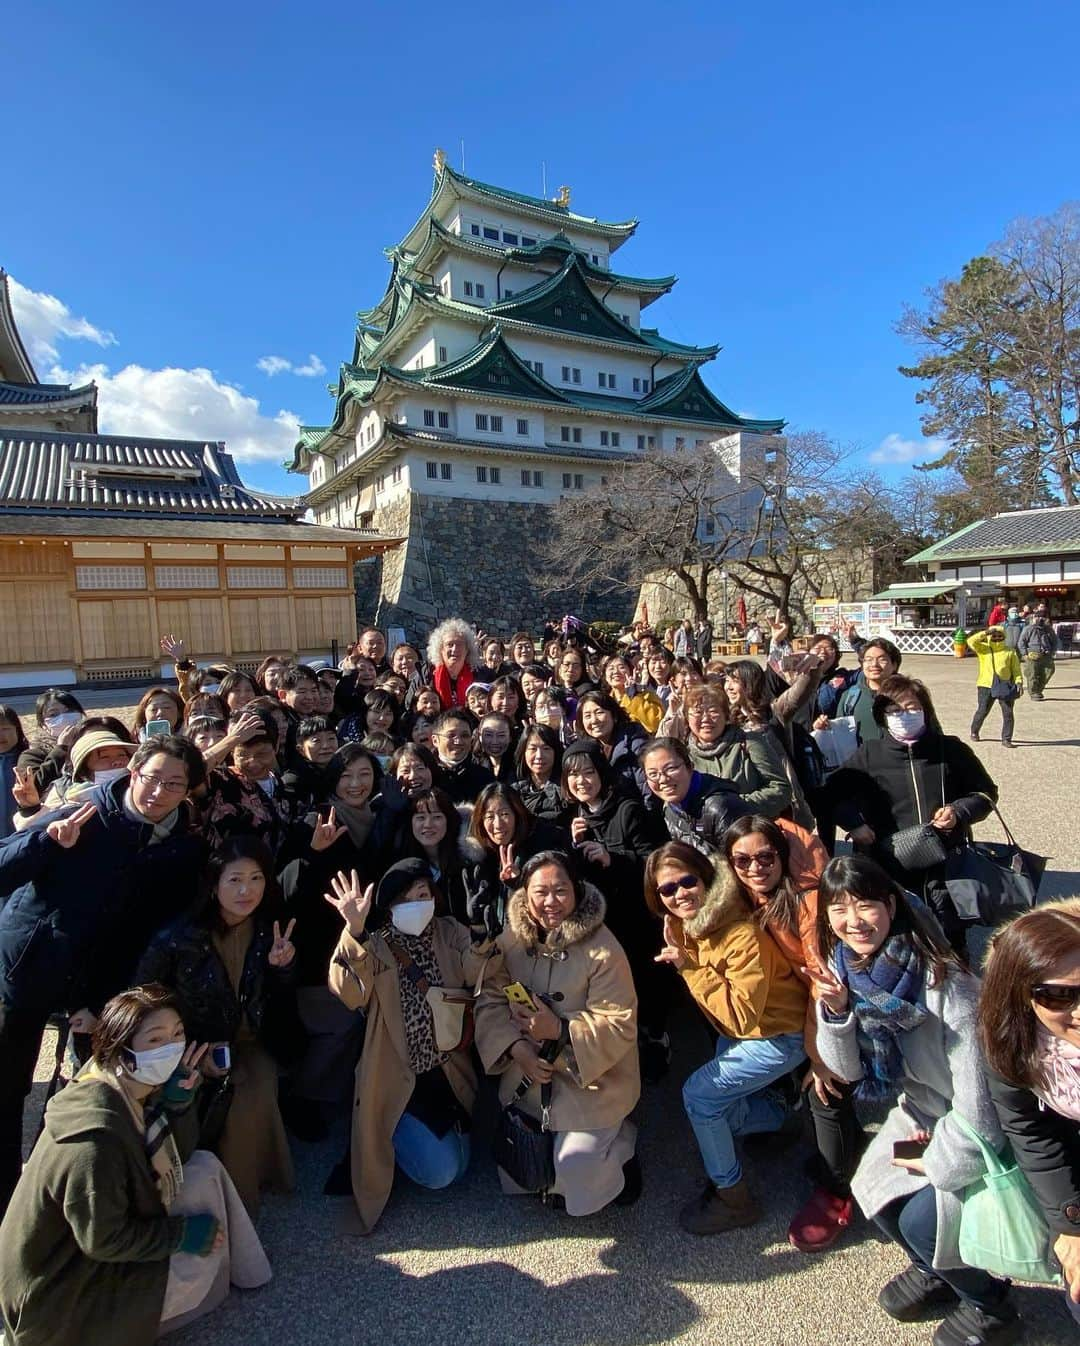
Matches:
[386,939,478,1053]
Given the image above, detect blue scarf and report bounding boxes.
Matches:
[833,934,928,1101]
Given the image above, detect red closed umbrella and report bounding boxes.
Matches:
[736,594,747,629]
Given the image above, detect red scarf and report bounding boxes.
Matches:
[433,662,474,710]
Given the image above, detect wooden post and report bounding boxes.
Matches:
[217,544,233,658]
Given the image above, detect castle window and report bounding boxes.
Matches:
[675,437,685,449]
[392,466,402,483]
[426,461,438,479]
[423,409,435,427]
[476,465,488,483]
[562,473,572,489]
[572,368,581,384]
[572,428,582,444]
[600,431,609,446]
[502,231,518,245]
[521,236,536,247]
[470,224,480,236]
[561,426,570,443]
[491,467,501,483]
[611,432,620,447]
[517,418,528,435]
[491,415,503,432]
[575,473,584,489]
[475,283,485,298]
[633,378,640,392]
[475,414,489,431]
[521,469,531,486]
[484,226,499,240]
[533,470,543,487]
[438,345,447,362]
[438,411,449,429]
[562,366,571,382]
[464,281,474,296]
[440,462,452,480]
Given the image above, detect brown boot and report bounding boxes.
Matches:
[678,1177,760,1235]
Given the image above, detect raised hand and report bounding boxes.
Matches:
[46,802,97,850]
[655,913,687,968]
[159,633,188,663]
[229,712,265,744]
[12,767,39,810]
[570,817,590,845]
[177,1042,209,1090]
[802,959,849,1016]
[498,843,518,884]
[268,918,297,968]
[310,807,347,853]
[324,869,373,938]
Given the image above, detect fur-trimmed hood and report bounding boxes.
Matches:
[680,867,752,943]
[505,880,607,956]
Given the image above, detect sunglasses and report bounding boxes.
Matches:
[731,849,779,872]
[657,874,699,899]
[1031,982,1080,1012]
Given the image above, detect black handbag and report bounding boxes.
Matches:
[492,1076,554,1194]
[879,822,950,872]
[944,797,1047,926]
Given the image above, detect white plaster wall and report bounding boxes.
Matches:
[400,448,603,503]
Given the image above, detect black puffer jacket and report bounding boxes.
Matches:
[515,777,567,826]
[136,907,301,1063]
[662,771,753,859]
[570,788,665,958]
[434,757,496,806]
[827,730,996,848]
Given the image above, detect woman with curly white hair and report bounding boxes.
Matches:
[427,618,480,711]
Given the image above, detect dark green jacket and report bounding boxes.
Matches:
[0,1076,195,1346]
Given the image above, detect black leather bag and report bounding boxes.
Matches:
[492,1078,554,1193]
[944,797,1046,925]
[879,822,950,872]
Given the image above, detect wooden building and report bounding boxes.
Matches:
[0,429,400,690]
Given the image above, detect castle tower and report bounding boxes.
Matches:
[289,156,784,632]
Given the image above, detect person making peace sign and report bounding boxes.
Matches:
[136,837,301,1216]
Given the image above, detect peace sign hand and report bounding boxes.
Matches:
[268,919,297,968]
[324,869,374,938]
[655,913,687,968]
[498,843,519,885]
[12,767,39,810]
[802,959,849,1016]
[177,1042,209,1091]
[46,802,97,850]
[311,807,347,853]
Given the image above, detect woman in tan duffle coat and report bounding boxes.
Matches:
[326,858,494,1233]
[475,848,642,1215]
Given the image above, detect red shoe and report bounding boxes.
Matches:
[787,1187,853,1252]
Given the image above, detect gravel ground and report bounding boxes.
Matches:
[19,655,1080,1346]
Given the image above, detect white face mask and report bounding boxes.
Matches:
[93,767,129,785]
[886,709,926,742]
[124,1040,185,1086]
[391,898,435,937]
[44,711,81,733]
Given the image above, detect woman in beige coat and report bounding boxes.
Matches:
[326,858,492,1234]
[476,849,641,1215]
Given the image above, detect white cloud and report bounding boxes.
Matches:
[257,353,326,378]
[869,432,949,465]
[8,276,116,369]
[58,361,301,464]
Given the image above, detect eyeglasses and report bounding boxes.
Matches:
[731,849,779,872]
[657,874,699,899]
[644,764,684,784]
[1031,982,1080,1012]
[688,706,724,720]
[136,771,188,796]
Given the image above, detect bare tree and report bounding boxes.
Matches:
[532,440,749,622]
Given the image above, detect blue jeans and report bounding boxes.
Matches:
[392,1113,470,1189]
[682,1031,805,1189]
[874,1186,1008,1314]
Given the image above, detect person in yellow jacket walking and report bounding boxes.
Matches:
[967,627,1023,748]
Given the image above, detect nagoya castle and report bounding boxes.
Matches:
[290,150,784,631]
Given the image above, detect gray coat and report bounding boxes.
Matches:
[816,968,1002,1271]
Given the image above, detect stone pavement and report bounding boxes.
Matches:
[21,655,1080,1345]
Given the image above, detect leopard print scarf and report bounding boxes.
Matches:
[384,925,445,1075]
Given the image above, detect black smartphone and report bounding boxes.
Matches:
[893,1138,929,1161]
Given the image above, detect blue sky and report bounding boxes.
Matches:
[7,1,1079,495]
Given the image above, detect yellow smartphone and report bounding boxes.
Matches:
[503,981,538,1011]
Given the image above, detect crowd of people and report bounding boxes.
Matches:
[0,612,1074,1346]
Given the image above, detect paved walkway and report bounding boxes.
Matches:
[23,656,1080,1345]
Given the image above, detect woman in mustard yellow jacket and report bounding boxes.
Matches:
[647,840,807,1236]
[966,627,1022,747]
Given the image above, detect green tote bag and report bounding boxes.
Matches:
[951,1111,1062,1286]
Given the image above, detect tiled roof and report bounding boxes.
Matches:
[907,506,1080,563]
[0,431,301,520]
[0,511,400,548]
[0,380,97,408]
